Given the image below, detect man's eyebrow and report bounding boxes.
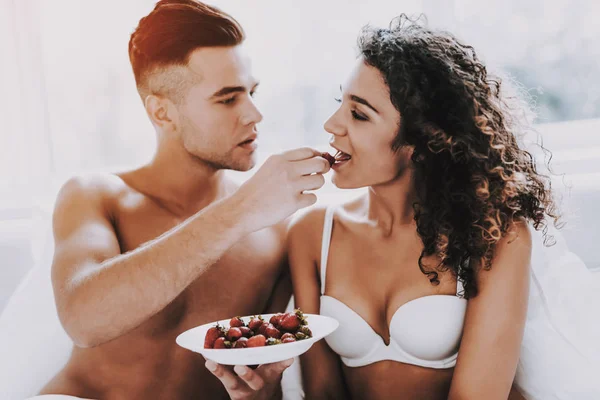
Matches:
[210,82,260,99]
[340,85,379,114]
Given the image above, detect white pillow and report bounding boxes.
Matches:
[0,208,72,399]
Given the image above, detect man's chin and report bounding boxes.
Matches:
[229,164,255,172]
[228,157,256,172]
[192,151,256,172]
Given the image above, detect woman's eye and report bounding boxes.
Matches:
[351,110,368,121]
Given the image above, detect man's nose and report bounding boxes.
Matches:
[240,99,263,126]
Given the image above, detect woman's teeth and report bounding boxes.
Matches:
[335,151,352,162]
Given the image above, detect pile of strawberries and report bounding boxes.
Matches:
[204,309,312,349]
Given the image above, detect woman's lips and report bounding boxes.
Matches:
[334,150,351,162]
[322,151,352,168]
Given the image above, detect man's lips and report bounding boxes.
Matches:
[238,135,257,146]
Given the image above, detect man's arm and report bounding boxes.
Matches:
[52,148,330,348]
[52,176,254,348]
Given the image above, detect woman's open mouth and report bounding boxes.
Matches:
[332,150,351,169]
[322,150,352,169]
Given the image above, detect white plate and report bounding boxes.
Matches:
[176,313,339,365]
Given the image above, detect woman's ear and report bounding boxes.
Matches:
[396,143,415,167]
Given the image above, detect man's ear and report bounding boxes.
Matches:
[144,94,178,131]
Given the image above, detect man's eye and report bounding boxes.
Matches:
[220,97,237,105]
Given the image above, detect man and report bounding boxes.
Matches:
[36,1,329,398]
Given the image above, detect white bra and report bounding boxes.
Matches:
[319,206,468,368]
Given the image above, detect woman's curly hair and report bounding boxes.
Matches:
[358,15,560,299]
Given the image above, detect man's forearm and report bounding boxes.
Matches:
[64,193,252,347]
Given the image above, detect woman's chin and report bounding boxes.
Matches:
[331,174,365,190]
[331,173,346,188]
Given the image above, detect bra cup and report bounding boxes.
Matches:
[321,296,378,359]
[390,296,467,361]
[321,295,467,366]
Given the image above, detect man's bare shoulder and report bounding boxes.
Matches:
[57,173,130,203]
[54,173,133,216]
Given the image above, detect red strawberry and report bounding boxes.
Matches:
[233,337,249,348]
[240,326,254,338]
[282,337,296,344]
[229,316,244,328]
[269,313,284,328]
[280,313,301,332]
[248,317,264,332]
[213,337,231,349]
[247,334,266,348]
[257,322,270,336]
[265,324,282,339]
[281,333,295,341]
[321,152,336,167]
[204,326,225,349]
[226,327,243,342]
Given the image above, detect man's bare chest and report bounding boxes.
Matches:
[110,201,287,335]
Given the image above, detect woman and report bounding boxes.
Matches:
[288,15,600,400]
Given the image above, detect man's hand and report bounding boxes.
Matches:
[234,147,330,233]
[206,359,294,400]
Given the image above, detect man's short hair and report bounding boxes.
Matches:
[128,0,245,102]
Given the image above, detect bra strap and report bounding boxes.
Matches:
[320,206,336,295]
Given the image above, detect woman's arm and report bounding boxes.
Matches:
[449,221,532,400]
[287,208,350,400]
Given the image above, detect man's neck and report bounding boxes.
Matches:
[135,144,231,217]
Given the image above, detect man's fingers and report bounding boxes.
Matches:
[296,173,326,192]
[298,193,318,209]
[282,147,321,161]
[293,156,330,176]
[205,361,245,392]
[234,365,265,391]
[257,358,295,382]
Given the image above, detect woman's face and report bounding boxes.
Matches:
[324,59,412,189]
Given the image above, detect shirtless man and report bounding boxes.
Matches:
[36,1,330,399]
